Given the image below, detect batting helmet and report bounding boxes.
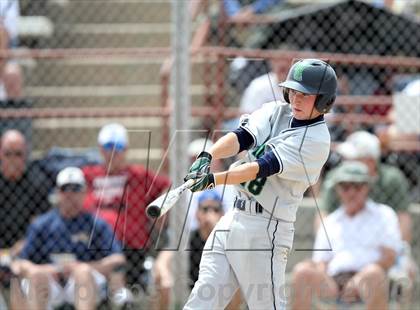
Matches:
[279,59,337,113]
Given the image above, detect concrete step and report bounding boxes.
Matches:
[25,58,164,87]
[25,84,161,98]
[25,85,209,107]
[24,57,210,87]
[32,146,165,172]
[32,117,164,149]
[48,0,171,24]
[51,23,171,48]
[31,116,167,171]
[27,95,160,107]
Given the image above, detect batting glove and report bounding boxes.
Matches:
[184,151,212,182]
[189,173,216,192]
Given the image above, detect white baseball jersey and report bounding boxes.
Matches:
[185,101,331,310]
[232,101,331,222]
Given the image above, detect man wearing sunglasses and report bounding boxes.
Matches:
[291,161,402,310]
[11,167,126,310]
[189,190,224,289]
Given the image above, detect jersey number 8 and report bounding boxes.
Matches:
[243,177,267,195]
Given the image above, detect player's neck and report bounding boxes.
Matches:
[291,115,324,128]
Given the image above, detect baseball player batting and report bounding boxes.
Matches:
[183,59,337,309]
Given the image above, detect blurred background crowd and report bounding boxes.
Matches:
[0,0,419,309]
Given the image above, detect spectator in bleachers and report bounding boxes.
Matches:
[224,58,282,133]
[210,0,284,47]
[0,129,51,306]
[82,123,171,287]
[376,78,420,202]
[188,190,225,289]
[224,0,282,23]
[317,130,417,301]
[319,131,412,242]
[0,0,23,99]
[10,167,126,310]
[153,189,242,310]
[0,129,51,256]
[150,138,235,310]
[292,161,402,310]
[221,2,287,96]
[239,59,283,114]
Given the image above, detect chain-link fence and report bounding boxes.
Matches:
[0,0,419,308]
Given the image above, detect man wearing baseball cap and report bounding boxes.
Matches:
[318,131,417,293]
[189,190,224,289]
[292,161,402,310]
[11,167,126,310]
[319,130,411,242]
[82,122,171,307]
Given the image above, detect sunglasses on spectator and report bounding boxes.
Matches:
[199,205,222,213]
[102,142,126,152]
[59,184,85,193]
[2,150,25,157]
[338,182,366,191]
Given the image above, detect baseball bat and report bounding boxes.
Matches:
[146,179,195,219]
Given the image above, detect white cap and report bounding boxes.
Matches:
[187,138,214,158]
[98,123,128,149]
[56,167,86,187]
[336,131,381,160]
[403,79,420,96]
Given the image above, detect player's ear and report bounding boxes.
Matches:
[314,94,336,113]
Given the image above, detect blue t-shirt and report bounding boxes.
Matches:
[223,0,281,17]
[20,209,122,264]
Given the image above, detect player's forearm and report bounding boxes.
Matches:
[209,132,240,160]
[215,162,259,185]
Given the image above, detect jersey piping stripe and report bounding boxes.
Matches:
[271,220,279,310]
[268,143,284,174]
[288,117,293,128]
[240,125,257,148]
[281,121,326,134]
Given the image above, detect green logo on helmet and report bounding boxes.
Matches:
[293,62,306,81]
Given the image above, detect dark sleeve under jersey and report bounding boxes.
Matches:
[233,127,255,152]
[256,150,281,178]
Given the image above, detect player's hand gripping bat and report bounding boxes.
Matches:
[146,179,195,219]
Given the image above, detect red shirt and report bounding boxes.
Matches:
[82,165,170,249]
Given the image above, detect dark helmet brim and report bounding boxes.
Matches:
[278,80,321,95]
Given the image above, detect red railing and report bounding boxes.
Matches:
[0,47,417,155]
[0,36,418,178]
[156,2,420,154]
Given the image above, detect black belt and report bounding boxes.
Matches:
[234,198,264,213]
